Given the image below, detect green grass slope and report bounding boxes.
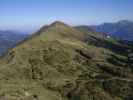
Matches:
[0,21,133,100]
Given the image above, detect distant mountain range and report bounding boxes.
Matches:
[76,20,133,41]
[91,20,133,41]
[0,30,29,56]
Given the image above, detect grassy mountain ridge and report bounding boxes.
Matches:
[0,21,133,100]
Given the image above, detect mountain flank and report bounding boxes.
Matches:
[0,21,133,100]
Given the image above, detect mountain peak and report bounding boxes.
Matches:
[33,21,89,42]
[36,21,70,34]
[50,21,69,27]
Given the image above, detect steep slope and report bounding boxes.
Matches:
[75,25,106,39]
[91,20,133,41]
[0,21,133,100]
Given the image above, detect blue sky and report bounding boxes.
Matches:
[0,0,133,30]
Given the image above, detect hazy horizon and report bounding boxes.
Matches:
[1,0,133,31]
